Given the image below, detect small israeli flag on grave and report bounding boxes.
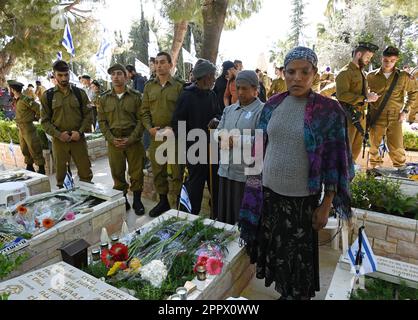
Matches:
[180,185,192,213]
[347,226,378,276]
[63,165,75,190]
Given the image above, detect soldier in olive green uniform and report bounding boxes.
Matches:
[98,64,145,215]
[40,60,93,188]
[267,66,287,98]
[7,80,45,174]
[311,72,321,93]
[320,67,335,90]
[336,42,380,162]
[141,52,184,217]
[367,46,418,168]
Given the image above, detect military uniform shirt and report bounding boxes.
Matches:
[367,68,417,114]
[40,86,91,138]
[141,76,184,130]
[336,62,368,108]
[15,95,40,123]
[97,87,144,144]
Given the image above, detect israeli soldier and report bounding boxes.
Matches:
[40,60,93,188]
[7,80,45,174]
[97,64,145,215]
[367,46,418,168]
[267,66,287,98]
[141,52,184,218]
[320,67,335,90]
[336,42,380,162]
[311,72,321,93]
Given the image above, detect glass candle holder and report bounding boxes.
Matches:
[111,235,119,245]
[170,294,181,300]
[91,248,100,262]
[176,287,187,300]
[196,265,207,281]
[100,242,109,251]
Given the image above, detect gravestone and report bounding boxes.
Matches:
[0,261,136,300]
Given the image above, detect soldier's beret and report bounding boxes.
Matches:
[107,63,127,76]
[7,80,24,89]
[357,42,379,53]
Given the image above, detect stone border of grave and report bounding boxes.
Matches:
[0,169,51,196]
[5,182,125,279]
[325,254,418,300]
[349,208,418,265]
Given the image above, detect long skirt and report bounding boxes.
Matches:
[250,187,320,299]
[217,176,246,225]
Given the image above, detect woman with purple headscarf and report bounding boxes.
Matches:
[239,47,354,300]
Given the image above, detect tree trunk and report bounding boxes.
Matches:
[201,0,229,63]
[171,20,189,74]
[0,51,16,87]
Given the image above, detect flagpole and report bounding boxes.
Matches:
[209,140,214,220]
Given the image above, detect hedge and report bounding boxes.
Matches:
[0,120,49,149]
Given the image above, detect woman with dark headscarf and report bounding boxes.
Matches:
[239,47,354,300]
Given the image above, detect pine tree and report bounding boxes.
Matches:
[289,0,306,47]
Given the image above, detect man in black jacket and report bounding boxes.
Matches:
[172,59,221,216]
[213,60,235,111]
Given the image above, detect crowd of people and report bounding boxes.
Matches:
[4,42,418,300]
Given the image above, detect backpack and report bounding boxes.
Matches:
[46,85,84,114]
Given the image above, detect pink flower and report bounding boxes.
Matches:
[64,212,76,221]
[206,257,223,275]
[197,255,209,265]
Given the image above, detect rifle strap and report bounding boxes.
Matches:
[368,71,400,129]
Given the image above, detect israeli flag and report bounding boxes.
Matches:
[180,185,192,213]
[378,137,389,158]
[347,227,378,276]
[8,139,15,157]
[62,21,75,57]
[57,51,62,60]
[63,165,75,190]
[96,32,111,61]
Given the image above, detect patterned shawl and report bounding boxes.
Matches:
[239,91,355,247]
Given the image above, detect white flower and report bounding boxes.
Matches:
[140,260,168,288]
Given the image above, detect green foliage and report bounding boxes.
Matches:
[351,277,418,300]
[0,120,48,149]
[351,173,418,219]
[0,1,100,82]
[224,0,262,30]
[404,131,418,151]
[0,252,28,280]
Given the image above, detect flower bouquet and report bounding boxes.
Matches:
[85,216,238,299]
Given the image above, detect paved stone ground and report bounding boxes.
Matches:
[47,156,341,300]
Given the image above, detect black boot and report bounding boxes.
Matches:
[37,165,45,175]
[149,194,170,218]
[124,194,131,211]
[132,191,145,216]
[26,164,35,172]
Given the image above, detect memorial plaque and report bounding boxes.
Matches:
[375,256,418,283]
[0,262,137,300]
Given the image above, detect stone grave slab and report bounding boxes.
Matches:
[0,169,51,196]
[0,261,136,300]
[5,184,126,278]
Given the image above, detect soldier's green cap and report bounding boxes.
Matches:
[107,63,127,76]
[7,80,24,89]
[356,42,379,53]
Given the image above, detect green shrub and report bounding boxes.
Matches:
[351,173,418,219]
[404,131,418,151]
[0,120,49,149]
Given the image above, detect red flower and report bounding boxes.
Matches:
[42,218,54,229]
[206,257,223,275]
[17,205,27,215]
[109,243,129,262]
[197,255,208,265]
[101,249,112,268]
